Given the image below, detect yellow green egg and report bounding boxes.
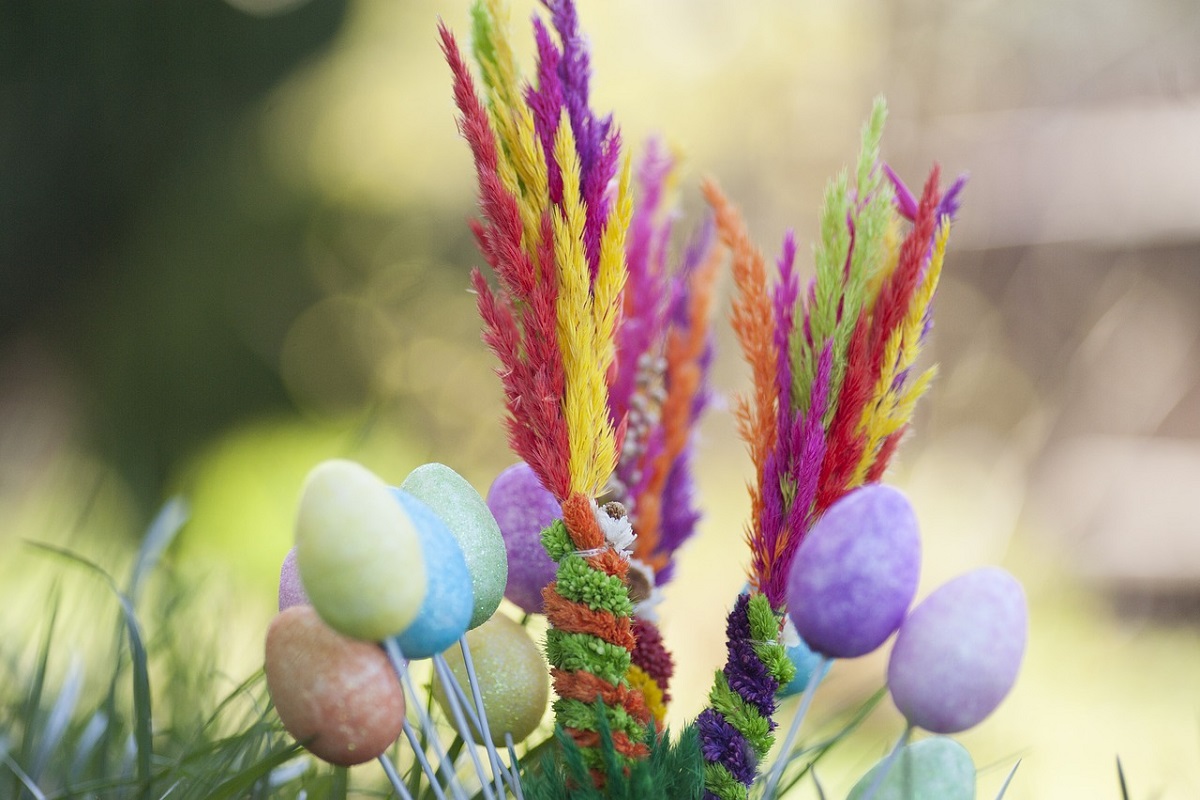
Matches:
[295,459,427,641]
[434,613,548,746]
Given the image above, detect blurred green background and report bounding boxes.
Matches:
[3,0,1200,796]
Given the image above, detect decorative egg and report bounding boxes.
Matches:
[400,463,508,630]
[295,459,427,641]
[264,605,406,766]
[278,547,310,611]
[787,484,921,659]
[486,462,561,614]
[434,613,548,745]
[846,736,975,800]
[387,489,474,659]
[887,567,1027,734]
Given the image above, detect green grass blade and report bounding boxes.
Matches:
[16,592,60,786]
[332,765,350,800]
[30,653,84,782]
[993,759,1021,800]
[113,581,153,799]
[775,687,886,797]
[197,671,264,739]
[1117,756,1130,800]
[0,749,48,800]
[45,771,141,800]
[24,542,154,800]
[15,594,59,798]
[127,498,188,604]
[199,742,305,800]
[69,709,110,783]
[812,766,827,800]
[262,755,310,791]
[516,733,555,772]
[406,738,424,799]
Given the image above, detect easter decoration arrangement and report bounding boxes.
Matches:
[262,1,1028,798]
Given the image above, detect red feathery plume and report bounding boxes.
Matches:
[866,425,906,484]
[442,23,571,500]
[815,166,942,512]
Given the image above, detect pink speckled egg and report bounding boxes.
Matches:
[277,547,309,611]
[265,605,405,766]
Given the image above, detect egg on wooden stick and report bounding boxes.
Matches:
[886,567,1028,734]
[786,484,922,660]
[386,488,474,659]
[265,605,406,767]
[400,463,508,630]
[486,461,561,614]
[294,459,428,642]
[434,613,549,747]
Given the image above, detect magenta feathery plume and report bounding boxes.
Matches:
[538,0,620,277]
[772,232,799,412]
[761,343,831,606]
[523,1,620,269]
[885,162,967,224]
[610,138,674,426]
[526,18,565,204]
[654,214,717,574]
[609,138,719,589]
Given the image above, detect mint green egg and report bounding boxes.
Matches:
[846,737,975,800]
[400,463,507,630]
[295,459,427,641]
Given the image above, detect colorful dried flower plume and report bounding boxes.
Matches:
[605,140,721,724]
[613,139,720,588]
[441,0,651,780]
[696,99,964,799]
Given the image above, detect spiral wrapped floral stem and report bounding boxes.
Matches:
[444,1,651,779]
[691,101,964,795]
[541,494,651,779]
[696,593,794,800]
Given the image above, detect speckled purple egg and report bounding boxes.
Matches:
[887,567,1027,734]
[787,484,921,659]
[278,547,310,611]
[486,462,560,614]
